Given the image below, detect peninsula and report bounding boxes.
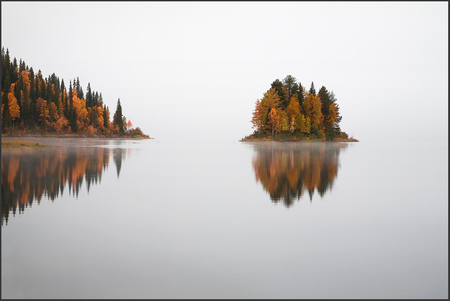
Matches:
[1,48,149,138]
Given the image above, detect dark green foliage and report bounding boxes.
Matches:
[2,72,11,94]
[297,82,304,107]
[0,48,147,137]
[103,105,108,129]
[309,82,316,95]
[113,98,124,133]
[247,75,349,141]
[2,95,12,132]
[318,86,330,115]
[310,126,323,139]
[282,75,297,100]
[86,82,93,108]
[271,79,288,109]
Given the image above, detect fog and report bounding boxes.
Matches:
[1,2,447,142]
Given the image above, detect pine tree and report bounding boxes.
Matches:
[113,98,124,134]
[309,82,316,95]
[271,79,288,109]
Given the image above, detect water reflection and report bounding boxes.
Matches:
[250,142,348,207]
[1,146,131,225]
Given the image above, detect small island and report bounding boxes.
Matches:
[241,75,358,142]
[1,48,150,139]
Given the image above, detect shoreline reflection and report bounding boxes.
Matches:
[250,142,347,207]
[1,146,130,225]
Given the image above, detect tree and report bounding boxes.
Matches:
[103,105,110,131]
[49,101,59,128]
[296,113,310,134]
[318,86,337,131]
[297,82,305,108]
[8,89,20,127]
[271,79,288,109]
[251,98,266,131]
[282,75,298,100]
[308,82,316,95]
[35,97,49,128]
[127,119,133,131]
[286,94,300,133]
[303,93,323,135]
[113,98,124,134]
[267,108,280,136]
[86,82,93,108]
[72,87,88,132]
[96,105,105,131]
[2,91,12,131]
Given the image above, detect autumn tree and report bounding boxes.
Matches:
[303,93,323,137]
[267,108,281,136]
[126,119,133,131]
[1,49,147,137]
[262,88,280,114]
[251,98,265,131]
[96,105,105,131]
[8,84,20,128]
[286,94,300,133]
[49,101,59,130]
[35,97,49,129]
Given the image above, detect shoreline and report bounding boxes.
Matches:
[240,136,359,142]
[1,133,152,140]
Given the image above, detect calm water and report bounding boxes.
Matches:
[1,136,448,298]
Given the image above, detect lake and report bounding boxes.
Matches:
[1,136,448,298]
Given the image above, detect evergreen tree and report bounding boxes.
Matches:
[11,57,18,82]
[318,86,331,121]
[76,77,84,99]
[2,90,12,131]
[113,98,124,133]
[282,75,297,100]
[2,72,11,94]
[271,79,288,109]
[86,83,93,108]
[309,82,316,95]
[103,105,109,129]
[297,82,304,108]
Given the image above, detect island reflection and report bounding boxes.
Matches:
[1,145,131,225]
[250,142,347,207]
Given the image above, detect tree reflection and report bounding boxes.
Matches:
[1,146,131,225]
[250,142,347,207]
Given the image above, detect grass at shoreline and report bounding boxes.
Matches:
[2,133,151,139]
[240,132,359,142]
[1,140,49,148]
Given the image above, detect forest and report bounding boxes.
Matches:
[1,48,148,138]
[244,75,357,142]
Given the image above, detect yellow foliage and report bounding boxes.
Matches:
[8,92,20,120]
[303,94,323,129]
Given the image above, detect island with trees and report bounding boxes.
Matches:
[1,48,149,138]
[241,75,358,142]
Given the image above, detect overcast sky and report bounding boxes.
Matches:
[1,2,448,141]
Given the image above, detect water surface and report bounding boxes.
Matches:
[1,137,447,298]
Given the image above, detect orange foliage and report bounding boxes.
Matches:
[251,99,265,131]
[8,92,20,121]
[127,119,133,131]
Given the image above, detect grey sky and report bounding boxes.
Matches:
[1,2,448,141]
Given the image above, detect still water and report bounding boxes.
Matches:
[1,136,448,298]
